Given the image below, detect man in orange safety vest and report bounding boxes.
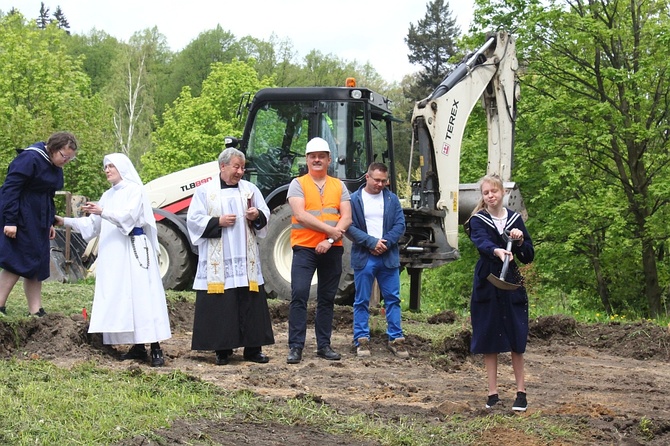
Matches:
[285,137,352,364]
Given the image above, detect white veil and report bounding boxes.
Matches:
[103,153,160,254]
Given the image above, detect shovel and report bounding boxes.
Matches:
[487,234,521,291]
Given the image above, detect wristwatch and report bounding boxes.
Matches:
[327,238,334,244]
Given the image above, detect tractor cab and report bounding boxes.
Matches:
[238,84,398,208]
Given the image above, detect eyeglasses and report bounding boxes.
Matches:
[59,150,76,162]
[369,176,388,184]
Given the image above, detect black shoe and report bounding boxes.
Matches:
[287,347,303,364]
[0,306,6,316]
[150,349,165,367]
[512,391,527,412]
[216,350,232,365]
[485,394,500,409]
[244,352,270,364]
[121,345,148,361]
[316,345,341,361]
[28,308,47,318]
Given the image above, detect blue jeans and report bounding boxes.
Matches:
[353,255,403,344]
[288,246,343,350]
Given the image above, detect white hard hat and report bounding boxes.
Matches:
[305,137,330,154]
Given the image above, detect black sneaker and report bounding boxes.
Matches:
[512,391,527,412]
[485,393,500,409]
[0,306,6,316]
[150,349,165,367]
[28,308,47,317]
[121,344,148,361]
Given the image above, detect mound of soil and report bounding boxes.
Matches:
[2,301,670,445]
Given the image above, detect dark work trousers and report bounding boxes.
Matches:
[288,245,343,350]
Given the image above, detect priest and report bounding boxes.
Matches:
[186,147,274,365]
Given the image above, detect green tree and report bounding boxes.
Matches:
[384,75,416,187]
[399,0,465,183]
[104,27,171,166]
[142,60,272,181]
[271,37,302,87]
[405,0,462,97]
[36,2,49,29]
[301,50,356,87]
[237,34,278,80]
[52,6,69,33]
[0,13,113,200]
[160,26,240,117]
[66,30,122,94]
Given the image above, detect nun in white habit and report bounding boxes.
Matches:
[56,153,171,367]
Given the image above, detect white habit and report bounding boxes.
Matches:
[64,155,171,345]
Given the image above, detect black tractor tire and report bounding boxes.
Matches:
[259,204,301,300]
[156,222,195,290]
[259,204,356,304]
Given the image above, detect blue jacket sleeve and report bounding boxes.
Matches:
[384,193,405,245]
[347,224,377,249]
[382,192,405,246]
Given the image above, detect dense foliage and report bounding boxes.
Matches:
[468,0,670,317]
[141,60,273,180]
[0,13,112,199]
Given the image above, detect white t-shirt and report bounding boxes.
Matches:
[362,189,384,238]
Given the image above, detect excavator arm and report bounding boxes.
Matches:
[401,31,524,305]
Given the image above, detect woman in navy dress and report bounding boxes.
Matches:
[0,132,78,316]
[467,174,534,412]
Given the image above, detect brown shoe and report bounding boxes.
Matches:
[387,337,409,359]
[356,337,371,357]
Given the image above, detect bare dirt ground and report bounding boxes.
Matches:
[1,299,670,446]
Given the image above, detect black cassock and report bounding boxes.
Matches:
[191,285,275,351]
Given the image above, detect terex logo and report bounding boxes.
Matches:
[180,176,213,192]
[444,100,459,142]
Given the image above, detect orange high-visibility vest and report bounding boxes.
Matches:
[291,175,343,248]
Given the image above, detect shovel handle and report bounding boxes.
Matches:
[499,238,513,281]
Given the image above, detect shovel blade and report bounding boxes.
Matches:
[487,273,521,291]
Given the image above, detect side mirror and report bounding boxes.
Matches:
[224,136,240,148]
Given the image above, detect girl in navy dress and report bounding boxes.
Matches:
[467,174,534,411]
